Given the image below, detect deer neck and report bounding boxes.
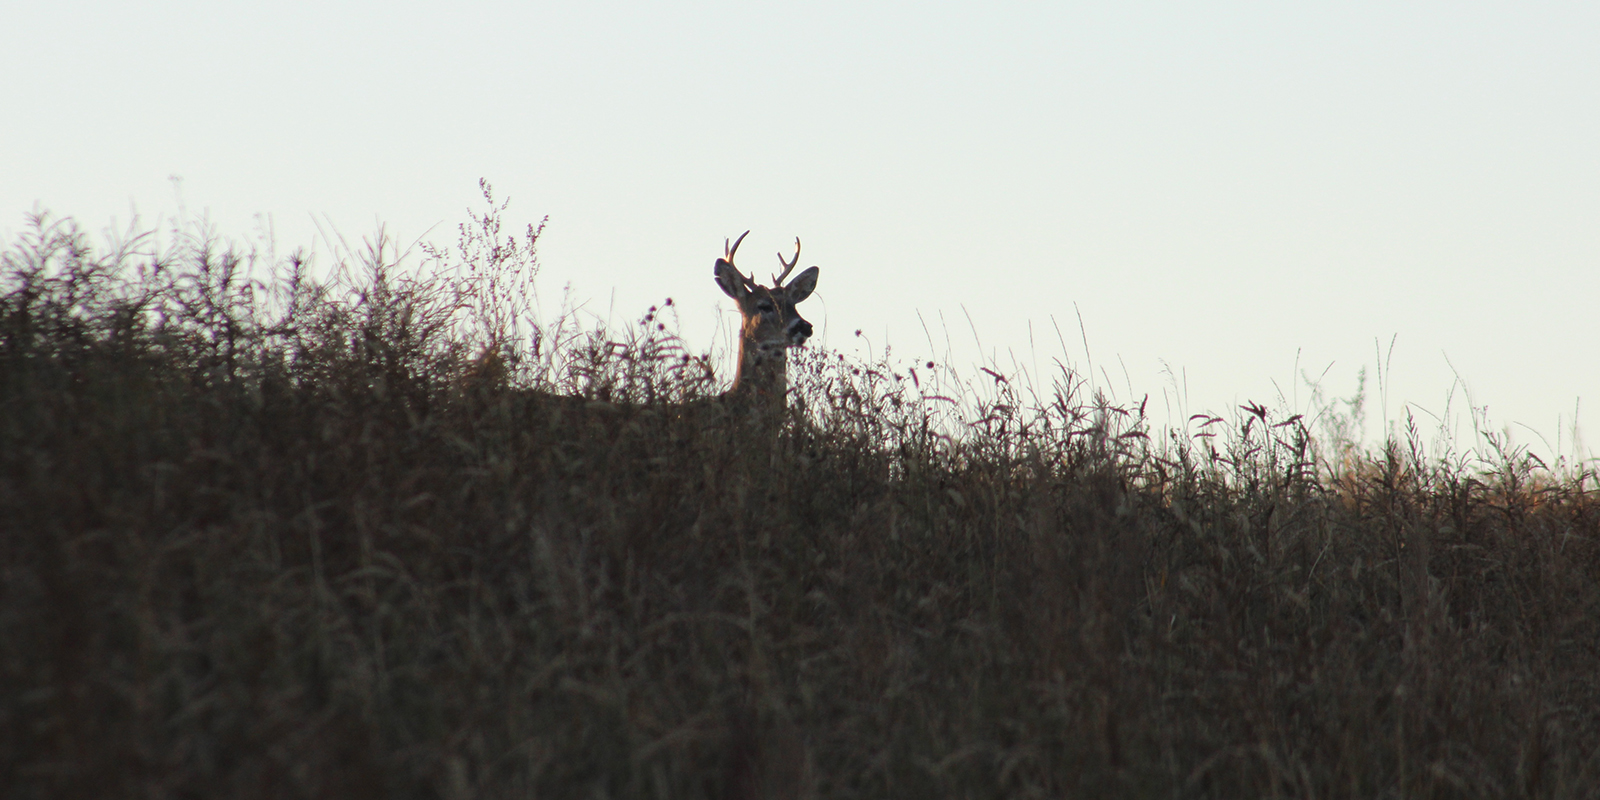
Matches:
[728,336,788,405]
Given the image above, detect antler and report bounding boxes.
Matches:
[724,230,750,264]
[773,237,801,286]
[722,230,759,291]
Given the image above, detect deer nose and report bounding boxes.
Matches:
[788,318,813,344]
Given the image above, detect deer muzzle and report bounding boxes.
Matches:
[787,318,813,346]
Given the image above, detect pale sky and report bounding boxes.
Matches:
[5,2,1597,464]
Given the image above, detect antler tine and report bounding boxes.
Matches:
[722,230,758,291]
[724,230,750,263]
[773,237,801,286]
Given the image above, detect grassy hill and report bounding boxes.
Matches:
[3,204,1597,799]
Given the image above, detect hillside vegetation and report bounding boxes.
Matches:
[3,199,1598,799]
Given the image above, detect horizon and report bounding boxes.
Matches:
[5,2,1596,465]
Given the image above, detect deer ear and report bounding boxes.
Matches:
[784,266,818,302]
[714,259,747,299]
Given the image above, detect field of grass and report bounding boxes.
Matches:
[3,199,1597,799]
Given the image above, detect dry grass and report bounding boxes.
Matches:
[3,200,1598,799]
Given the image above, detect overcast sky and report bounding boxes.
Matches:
[4,2,1597,464]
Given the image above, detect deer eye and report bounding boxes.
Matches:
[756,301,775,313]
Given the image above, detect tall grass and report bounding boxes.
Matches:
[3,197,1597,799]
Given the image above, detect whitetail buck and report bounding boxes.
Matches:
[712,231,820,416]
[467,232,820,435]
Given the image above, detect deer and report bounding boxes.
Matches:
[712,231,820,417]
[464,232,820,437]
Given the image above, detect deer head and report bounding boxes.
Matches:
[713,231,819,402]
